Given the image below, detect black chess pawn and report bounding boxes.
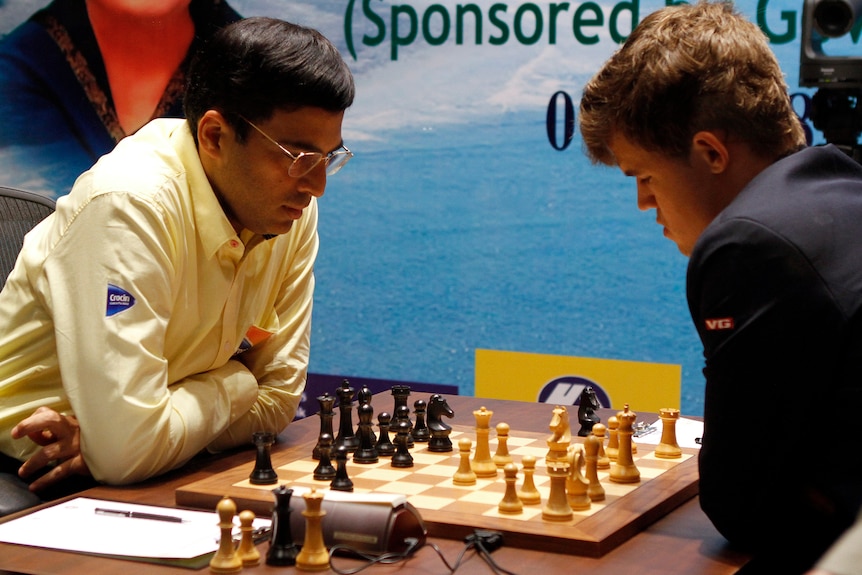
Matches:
[330,445,354,492]
[394,404,414,448]
[313,432,337,480]
[313,392,335,460]
[249,431,278,485]
[356,385,376,442]
[335,380,359,452]
[266,485,300,566]
[391,419,414,468]
[353,403,379,464]
[375,411,396,457]
[412,399,430,442]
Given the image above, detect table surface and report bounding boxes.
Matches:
[0,395,751,575]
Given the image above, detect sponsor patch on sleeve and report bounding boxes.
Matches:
[106,284,136,317]
[704,317,734,331]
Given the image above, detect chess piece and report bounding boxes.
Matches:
[266,485,299,566]
[471,406,497,478]
[427,394,454,452]
[591,423,610,469]
[249,431,278,485]
[375,411,396,457]
[356,385,376,442]
[498,462,524,514]
[493,422,513,468]
[237,509,261,566]
[335,379,359,452]
[609,405,640,484]
[352,402,379,463]
[655,407,683,459]
[517,454,541,505]
[391,419,414,468]
[313,392,335,460]
[606,416,619,461]
[546,405,571,463]
[412,399,430,442]
[565,445,591,511]
[330,445,355,491]
[453,436,477,485]
[584,432,605,501]
[394,404,414,448]
[295,488,329,571]
[210,497,242,573]
[577,386,602,437]
[391,385,413,446]
[312,432,337,480]
[542,461,573,521]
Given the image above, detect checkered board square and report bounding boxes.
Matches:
[176,424,699,556]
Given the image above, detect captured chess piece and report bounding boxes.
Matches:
[210,497,242,573]
[295,488,329,571]
[330,445,355,492]
[375,411,396,457]
[577,386,602,437]
[655,407,683,459]
[471,406,498,478]
[498,462,524,514]
[609,404,640,484]
[427,394,454,452]
[237,509,261,566]
[266,485,300,566]
[249,431,278,485]
[453,436,477,486]
[312,432,337,481]
[313,392,335,460]
[493,422,513,468]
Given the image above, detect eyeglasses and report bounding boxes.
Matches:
[240,116,353,177]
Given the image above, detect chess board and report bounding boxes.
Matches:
[176,424,699,557]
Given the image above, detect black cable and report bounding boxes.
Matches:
[329,537,422,574]
[328,531,520,575]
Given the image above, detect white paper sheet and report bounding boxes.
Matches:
[0,497,269,559]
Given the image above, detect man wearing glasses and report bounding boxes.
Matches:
[0,17,354,515]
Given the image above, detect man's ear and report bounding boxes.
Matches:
[690,131,730,175]
[197,110,229,161]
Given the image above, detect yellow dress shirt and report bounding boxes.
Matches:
[0,119,315,484]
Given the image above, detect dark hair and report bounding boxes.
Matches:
[184,17,355,143]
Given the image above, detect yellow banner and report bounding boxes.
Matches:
[475,349,681,414]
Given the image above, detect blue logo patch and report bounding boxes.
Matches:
[106,284,135,317]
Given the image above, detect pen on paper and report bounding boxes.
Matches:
[94,507,185,523]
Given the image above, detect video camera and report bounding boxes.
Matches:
[799,0,862,161]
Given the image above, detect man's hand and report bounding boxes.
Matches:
[10,406,91,492]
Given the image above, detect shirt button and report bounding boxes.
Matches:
[229,240,240,249]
